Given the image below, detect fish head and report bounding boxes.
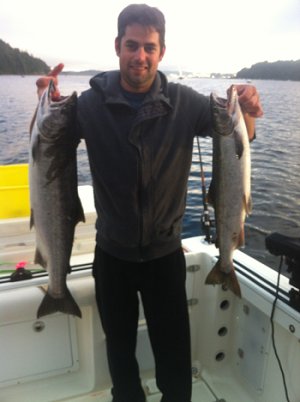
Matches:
[210,86,244,140]
[37,81,77,142]
[226,85,241,118]
[210,92,234,136]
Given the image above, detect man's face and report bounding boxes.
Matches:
[115,23,165,93]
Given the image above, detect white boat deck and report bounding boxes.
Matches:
[1,186,300,402]
[59,380,226,402]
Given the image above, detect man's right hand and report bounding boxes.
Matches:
[36,63,64,100]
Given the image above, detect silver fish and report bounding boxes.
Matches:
[205,85,252,297]
[29,81,84,318]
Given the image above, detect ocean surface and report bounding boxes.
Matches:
[1,74,300,272]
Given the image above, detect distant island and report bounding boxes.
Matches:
[236,60,300,81]
[1,39,299,81]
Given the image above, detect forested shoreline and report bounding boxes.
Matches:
[236,60,300,81]
[0,39,49,75]
[1,39,299,81]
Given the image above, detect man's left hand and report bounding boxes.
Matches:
[235,85,264,118]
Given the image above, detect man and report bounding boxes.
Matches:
[36,4,263,402]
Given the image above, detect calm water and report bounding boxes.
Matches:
[1,75,300,271]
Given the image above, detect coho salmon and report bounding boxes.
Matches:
[205,85,252,297]
[29,81,84,318]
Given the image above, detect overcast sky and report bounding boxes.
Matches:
[1,0,299,73]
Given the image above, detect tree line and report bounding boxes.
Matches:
[236,60,300,81]
[1,38,299,81]
[0,39,50,75]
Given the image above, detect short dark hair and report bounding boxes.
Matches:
[117,4,166,49]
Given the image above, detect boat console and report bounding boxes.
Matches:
[266,232,300,312]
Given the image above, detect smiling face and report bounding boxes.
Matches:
[115,23,166,93]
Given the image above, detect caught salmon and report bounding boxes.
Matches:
[205,85,252,297]
[29,81,84,318]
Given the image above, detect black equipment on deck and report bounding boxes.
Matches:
[266,232,300,312]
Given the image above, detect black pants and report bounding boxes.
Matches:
[92,246,192,402]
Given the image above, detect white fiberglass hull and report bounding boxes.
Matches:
[0,187,299,402]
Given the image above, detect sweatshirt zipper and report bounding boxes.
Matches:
[137,137,145,261]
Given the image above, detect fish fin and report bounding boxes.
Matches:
[30,209,34,229]
[234,130,244,159]
[29,106,38,137]
[37,287,82,318]
[225,270,242,298]
[244,194,252,216]
[76,198,85,224]
[38,285,48,294]
[31,134,40,162]
[234,227,245,249]
[205,260,226,285]
[205,260,242,298]
[207,179,216,206]
[34,248,47,269]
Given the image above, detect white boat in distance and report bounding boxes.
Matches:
[0,185,299,402]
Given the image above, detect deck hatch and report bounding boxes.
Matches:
[0,313,79,386]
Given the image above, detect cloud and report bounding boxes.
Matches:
[1,0,299,73]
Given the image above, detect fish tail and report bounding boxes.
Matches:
[37,287,82,318]
[225,270,242,298]
[205,260,242,298]
[205,261,226,286]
